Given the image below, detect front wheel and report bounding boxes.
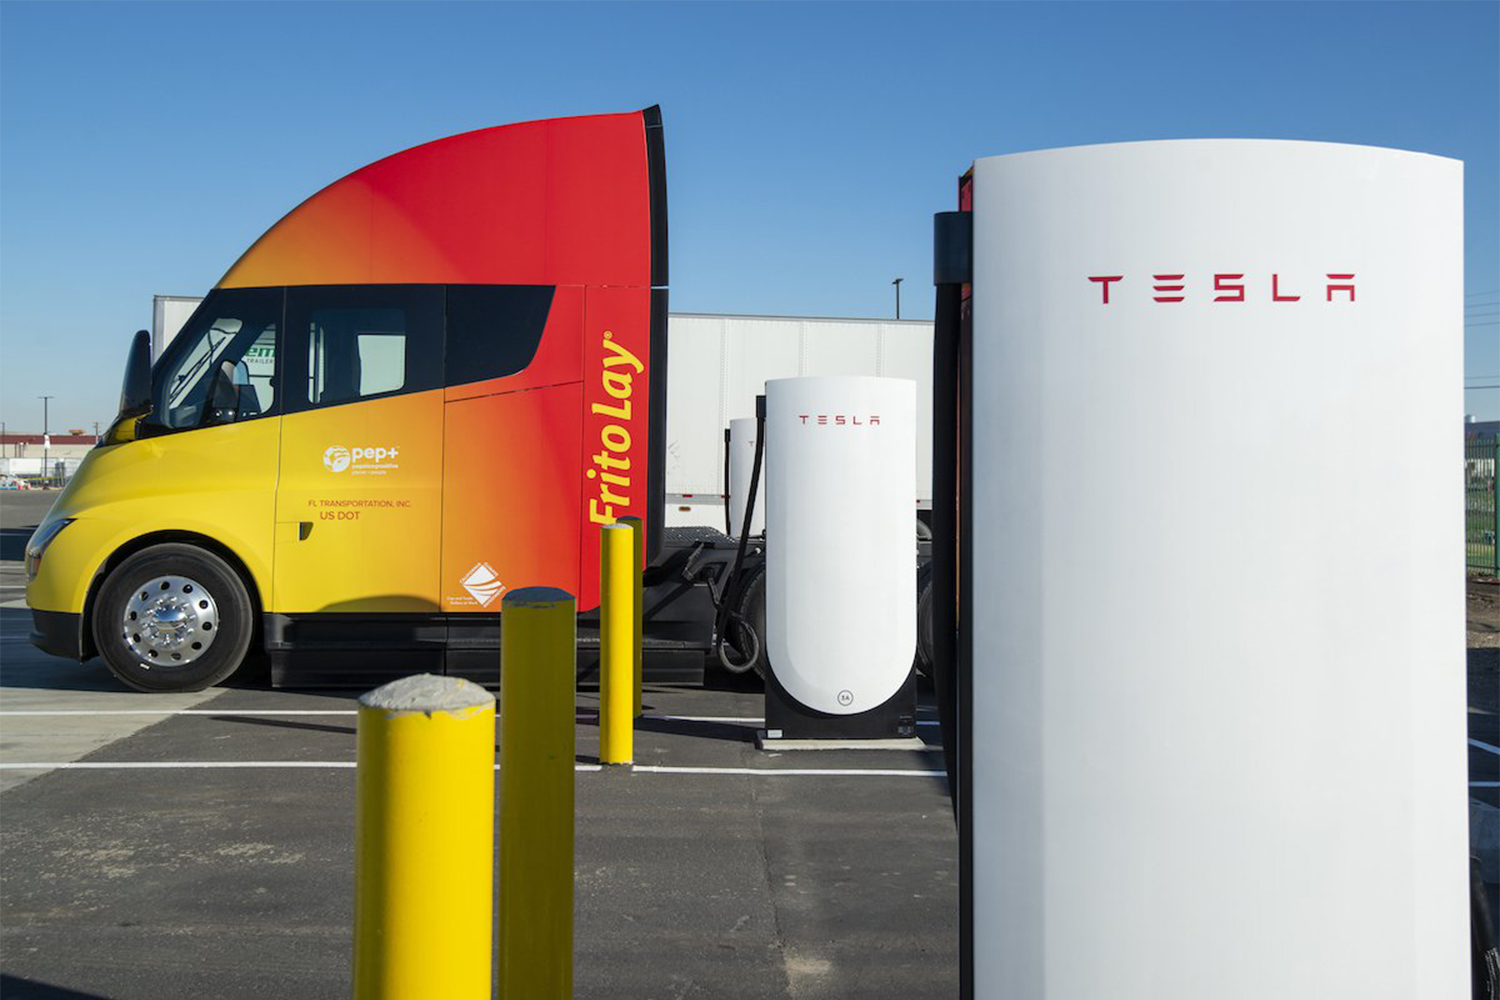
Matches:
[93,543,254,693]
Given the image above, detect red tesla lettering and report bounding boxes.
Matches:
[799,415,809,424]
[835,415,846,426]
[1089,271,1359,304]
[1272,274,1300,302]
[1326,273,1355,302]
[1089,275,1123,304]
[1152,274,1185,303]
[1213,273,1245,302]
[817,415,828,425]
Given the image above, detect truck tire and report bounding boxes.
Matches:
[93,543,254,693]
[731,564,770,679]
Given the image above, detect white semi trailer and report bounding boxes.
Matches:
[153,297,936,525]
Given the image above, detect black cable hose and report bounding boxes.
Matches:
[713,399,766,673]
[723,427,733,537]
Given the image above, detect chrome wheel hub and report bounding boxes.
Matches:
[123,575,218,667]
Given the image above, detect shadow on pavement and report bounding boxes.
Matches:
[210,715,355,737]
[574,710,757,745]
[1471,647,1500,714]
[0,609,122,693]
[0,974,114,999]
[0,608,272,693]
[0,525,38,561]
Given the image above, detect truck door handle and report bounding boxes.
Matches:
[298,522,313,541]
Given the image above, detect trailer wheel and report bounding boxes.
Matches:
[93,543,254,693]
[731,564,770,679]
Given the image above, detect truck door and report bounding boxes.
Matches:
[272,285,445,618]
[141,286,284,591]
[440,285,583,610]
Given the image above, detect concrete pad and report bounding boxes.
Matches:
[0,608,225,792]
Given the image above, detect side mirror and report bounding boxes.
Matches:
[118,329,153,419]
[208,359,241,419]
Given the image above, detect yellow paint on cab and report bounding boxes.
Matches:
[25,418,280,614]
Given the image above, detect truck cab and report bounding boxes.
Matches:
[26,108,668,691]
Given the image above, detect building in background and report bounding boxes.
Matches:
[1,433,99,459]
[0,433,98,483]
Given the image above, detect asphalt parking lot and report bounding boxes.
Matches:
[6,484,1496,1000]
[0,490,957,1000]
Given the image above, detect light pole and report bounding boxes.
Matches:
[892,277,904,320]
[39,395,53,484]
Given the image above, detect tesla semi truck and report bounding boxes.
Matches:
[25,108,669,691]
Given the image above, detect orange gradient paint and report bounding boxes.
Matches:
[224,110,661,616]
[219,113,653,290]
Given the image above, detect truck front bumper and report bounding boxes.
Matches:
[30,609,86,661]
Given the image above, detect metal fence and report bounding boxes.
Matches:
[1470,435,1499,578]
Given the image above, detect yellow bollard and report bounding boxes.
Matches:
[499,587,576,1000]
[599,522,634,765]
[353,674,495,1000]
[619,515,645,717]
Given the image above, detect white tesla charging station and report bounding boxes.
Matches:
[936,141,1466,998]
[727,416,764,538]
[763,375,917,739]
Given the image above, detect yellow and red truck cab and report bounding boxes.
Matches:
[26,108,668,691]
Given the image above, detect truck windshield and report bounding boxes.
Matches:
[152,288,281,430]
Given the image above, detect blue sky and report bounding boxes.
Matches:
[1,0,1496,431]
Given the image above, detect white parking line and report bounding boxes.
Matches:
[0,761,941,777]
[1471,738,1500,756]
[0,710,944,730]
[0,709,358,717]
[0,761,603,772]
[646,715,939,726]
[0,760,359,769]
[0,710,751,719]
[632,764,947,778]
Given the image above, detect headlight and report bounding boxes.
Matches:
[25,518,75,581]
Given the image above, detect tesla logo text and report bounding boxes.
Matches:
[1088,273,1355,304]
[797,414,882,426]
[589,331,644,523]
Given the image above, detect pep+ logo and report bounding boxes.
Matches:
[323,446,352,473]
[322,444,401,476]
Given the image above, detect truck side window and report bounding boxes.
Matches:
[445,285,553,385]
[151,287,282,431]
[284,286,443,412]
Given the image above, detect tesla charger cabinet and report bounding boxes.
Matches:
[956,140,1465,999]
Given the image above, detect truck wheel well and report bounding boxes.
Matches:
[81,532,265,661]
